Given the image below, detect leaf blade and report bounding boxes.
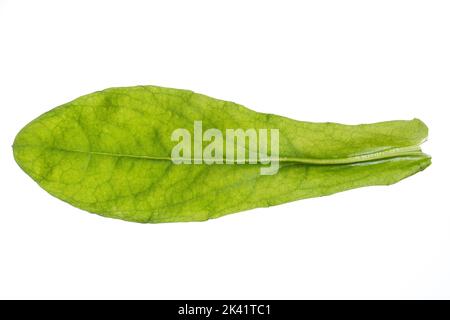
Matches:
[13,86,431,223]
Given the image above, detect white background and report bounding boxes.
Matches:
[0,0,449,299]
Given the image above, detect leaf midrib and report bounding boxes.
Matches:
[13,144,427,165]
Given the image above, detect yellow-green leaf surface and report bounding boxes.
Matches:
[13,86,431,223]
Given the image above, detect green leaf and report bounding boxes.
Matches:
[13,86,431,223]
